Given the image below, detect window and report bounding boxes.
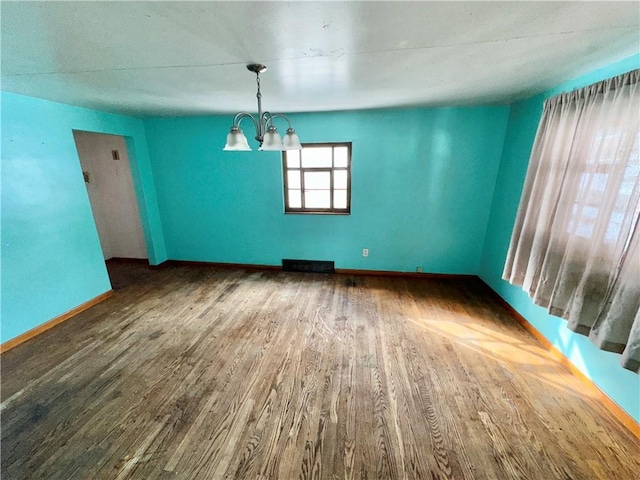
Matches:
[282,143,352,214]
[503,69,640,372]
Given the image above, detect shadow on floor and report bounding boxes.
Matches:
[105,258,152,290]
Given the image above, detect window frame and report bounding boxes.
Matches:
[282,142,352,215]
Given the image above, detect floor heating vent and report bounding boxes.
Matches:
[282,259,335,274]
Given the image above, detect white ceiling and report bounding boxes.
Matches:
[2,1,638,117]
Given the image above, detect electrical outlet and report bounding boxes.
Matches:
[416,266,423,273]
[362,248,369,257]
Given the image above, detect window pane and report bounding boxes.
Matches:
[286,150,300,168]
[301,147,332,168]
[605,211,624,245]
[334,146,348,167]
[334,189,347,209]
[304,171,330,189]
[287,170,301,189]
[305,190,331,208]
[334,170,348,189]
[288,189,302,208]
[575,205,598,239]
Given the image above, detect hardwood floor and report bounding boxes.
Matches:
[2,262,638,479]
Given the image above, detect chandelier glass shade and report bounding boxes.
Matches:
[223,64,302,151]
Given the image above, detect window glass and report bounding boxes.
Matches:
[304,171,331,190]
[334,170,348,189]
[288,190,302,208]
[287,150,300,168]
[305,190,331,209]
[301,147,332,168]
[334,190,348,209]
[287,170,301,189]
[334,146,349,167]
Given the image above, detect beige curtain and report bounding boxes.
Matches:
[504,70,640,373]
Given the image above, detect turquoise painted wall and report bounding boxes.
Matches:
[479,54,640,421]
[1,92,167,343]
[144,107,509,273]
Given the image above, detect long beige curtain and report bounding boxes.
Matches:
[504,70,640,373]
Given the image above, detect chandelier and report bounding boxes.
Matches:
[223,64,302,151]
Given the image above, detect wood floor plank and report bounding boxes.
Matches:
[2,262,639,479]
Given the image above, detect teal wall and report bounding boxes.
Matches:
[1,92,167,343]
[144,107,509,273]
[479,54,640,421]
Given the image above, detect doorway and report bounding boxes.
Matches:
[73,131,148,261]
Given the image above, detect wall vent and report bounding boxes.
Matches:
[282,259,335,274]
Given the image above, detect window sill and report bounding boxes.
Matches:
[284,211,351,216]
